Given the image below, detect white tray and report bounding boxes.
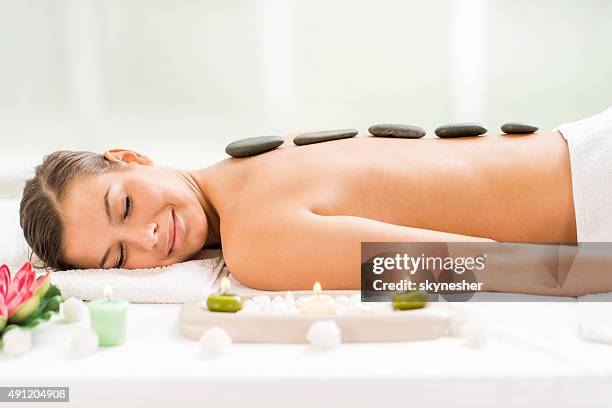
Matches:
[179,292,450,343]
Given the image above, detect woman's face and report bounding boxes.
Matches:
[58,160,208,270]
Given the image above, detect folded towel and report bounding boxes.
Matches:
[555,105,612,241]
[0,199,32,272]
[51,248,225,304]
[577,292,612,344]
[220,266,360,298]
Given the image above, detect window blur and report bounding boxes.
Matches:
[1,0,611,196]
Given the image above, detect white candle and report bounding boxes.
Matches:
[297,282,338,316]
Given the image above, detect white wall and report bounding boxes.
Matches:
[0,0,611,197]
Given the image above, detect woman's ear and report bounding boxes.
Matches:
[103,149,153,166]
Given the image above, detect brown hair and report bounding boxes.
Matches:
[20,151,120,270]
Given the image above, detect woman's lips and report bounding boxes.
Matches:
[166,209,175,256]
[170,208,184,255]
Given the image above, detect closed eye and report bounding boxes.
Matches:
[116,243,126,268]
[123,195,131,219]
[116,195,131,268]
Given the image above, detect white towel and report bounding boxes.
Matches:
[577,292,612,344]
[555,105,612,242]
[51,248,225,304]
[0,199,31,272]
[220,266,361,298]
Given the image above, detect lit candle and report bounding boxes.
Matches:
[296,282,338,316]
[88,285,128,347]
[392,290,427,311]
[205,277,243,313]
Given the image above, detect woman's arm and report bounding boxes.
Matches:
[224,209,495,291]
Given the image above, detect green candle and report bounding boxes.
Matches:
[88,285,128,346]
[205,277,242,313]
[392,290,428,311]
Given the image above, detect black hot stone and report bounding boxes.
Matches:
[225,135,284,158]
[501,122,539,134]
[368,124,426,138]
[434,123,487,138]
[293,129,358,146]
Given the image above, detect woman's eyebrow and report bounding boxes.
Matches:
[104,187,112,222]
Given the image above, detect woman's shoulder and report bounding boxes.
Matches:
[219,204,313,287]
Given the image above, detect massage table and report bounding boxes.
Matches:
[2,200,612,407]
[2,294,612,407]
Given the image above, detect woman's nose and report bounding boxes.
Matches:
[124,222,158,251]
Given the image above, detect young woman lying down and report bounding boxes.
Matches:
[19,107,612,295]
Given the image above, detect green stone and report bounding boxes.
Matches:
[501,122,539,134]
[434,123,487,138]
[206,292,243,313]
[293,129,358,146]
[368,124,426,138]
[225,136,284,158]
[392,291,427,311]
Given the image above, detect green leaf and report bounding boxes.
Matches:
[20,317,41,328]
[43,284,61,300]
[0,284,63,339]
[38,295,61,315]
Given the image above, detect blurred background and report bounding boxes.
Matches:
[1,0,611,197]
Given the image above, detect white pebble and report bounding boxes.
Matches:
[461,319,488,349]
[70,327,99,357]
[335,295,351,306]
[350,293,362,304]
[295,296,309,309]
[287,306,301,316]
[200,327,232,357]
[272,296,285,306]
[307,320,342,349]
[245,302,262,312]
[236,304,262,315]
[252,295,271,308]
[242,299,256,308]
[63,297,88,323]
[284,291,295,307]
[270,302,289,316]
[2,328,32,358]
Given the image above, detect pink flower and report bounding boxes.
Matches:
[0,262,52,330]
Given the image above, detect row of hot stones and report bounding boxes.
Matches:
[225,121,539,158]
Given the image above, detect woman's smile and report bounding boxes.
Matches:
[166,208,175,256]
[169,208,185,255]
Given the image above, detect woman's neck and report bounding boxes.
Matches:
[186,158,253,247]
[176,168,221,247]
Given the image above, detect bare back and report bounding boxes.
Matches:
[195,131,577,289]
[201,132,575,241]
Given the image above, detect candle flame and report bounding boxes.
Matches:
[220,276,231,293]
[103,284,113,300]
[313,281,322,298]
